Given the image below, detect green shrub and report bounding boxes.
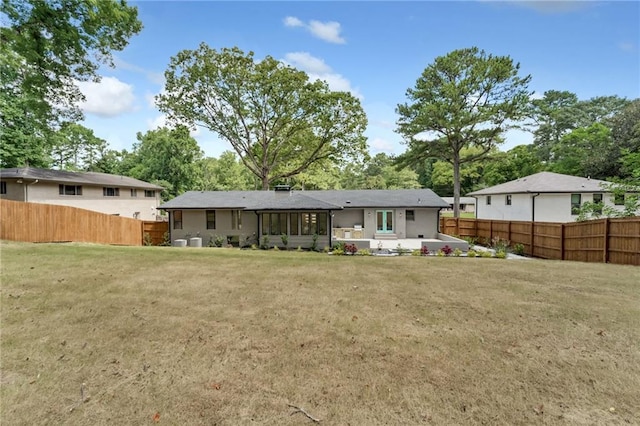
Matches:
[250,244,258,250]
[260,236,270,250]
[480,250,493,258]
[453,248,462,257]
[332,249,344,255]
[513,243,525,256]
[143,232,153,246]
[296,246,303,252]
[436,249,445,257]
[411,249,421,256]
[323,246,331,253]
[356,248,371,256]
[467,249,477,258]
[280,233,289,249]
[311,233,319,251]
[272,245,280,251]
[495,250,507,259]
[160,231,171,246]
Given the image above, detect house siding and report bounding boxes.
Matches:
[475,192,630,223]
[405,208,439,239]
[170,209,259,245]
[0,180,161,220]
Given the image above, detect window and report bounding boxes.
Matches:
[173,210,183,229]
[130,189,138,197]
[261,213,287,235]
[406,210,415,221]
[144,190,155,198]
[206,210,216,229]
[103,187,120,197]
[59,184,82,196]
[0,181,6,195]
[593,194,603,214]
[571,194,581,215]
[231,210,242,230]
[614,193,625,205]
[486,196,492,205]
[290,213,299,235]
[505,195,512,206]
[301,212,327,236]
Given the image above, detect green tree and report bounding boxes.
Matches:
[197,151,255,191]
[610,99,640,183]
[50,123,107,170]
[0,0,142,168]
[128,126,204,200]
[156,45,368,190]
[482,144,543,186]
[396,47,531,217]
[550,123,616,179]
[530,90,582,162]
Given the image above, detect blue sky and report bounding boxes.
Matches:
[79,0,640,159]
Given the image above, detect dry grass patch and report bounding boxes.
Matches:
[1,242,639,425]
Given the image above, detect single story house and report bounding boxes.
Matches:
[0,167,164,221]
[441,197,476,215]
[467,171,637,223]
[159,187,452,249]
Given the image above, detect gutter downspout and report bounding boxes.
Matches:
[531,193,540,222]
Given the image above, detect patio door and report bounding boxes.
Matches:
[376,210,393,233]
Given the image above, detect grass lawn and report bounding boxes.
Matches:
[440,211,476,218]
[1,242,639,425]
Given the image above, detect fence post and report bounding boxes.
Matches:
[560,223,565,260]
[490,220,493,243]
[530,222,534,257]
[603,218,610,263]
[508,221,512,243]
[456,217,460,236]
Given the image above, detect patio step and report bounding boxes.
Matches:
[374,233,398,240]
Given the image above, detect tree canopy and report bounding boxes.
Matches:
[156,44,368,190]
[396,47,532,217]
[0,0,142,168]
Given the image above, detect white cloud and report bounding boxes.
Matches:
[77,76,136,117]
[283,51,362,99]
[370,137,396,154]
[283,16,303,27]
[283,52,331,75]
[284,16,346,44]
[308,20,345,44]
[113,56,165,85]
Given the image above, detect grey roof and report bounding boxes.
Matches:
[0,167,164,190]
[159,189,448,211]
[442,197,476,205]
[467,172,613,196]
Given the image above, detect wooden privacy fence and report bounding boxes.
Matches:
[440,216,640,266]
[0,200,167,246]
[142,221,169,245]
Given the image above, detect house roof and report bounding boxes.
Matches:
[442,197,476,205]
[467,172,613,196]
[0,167,164,190]
[159,189,449,211]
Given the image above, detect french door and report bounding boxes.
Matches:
[376,210,393,233]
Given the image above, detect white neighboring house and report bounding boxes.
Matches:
[467,171,638,223]
[0,167,164,221]
[441,197,476,215]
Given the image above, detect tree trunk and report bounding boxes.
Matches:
[261,174,269,190]
[452,154,460,218]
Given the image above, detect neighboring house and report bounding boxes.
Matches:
[159,187,450,248]
[442,197,476,215]
[467,171,637,223]
[0,167,164,221]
